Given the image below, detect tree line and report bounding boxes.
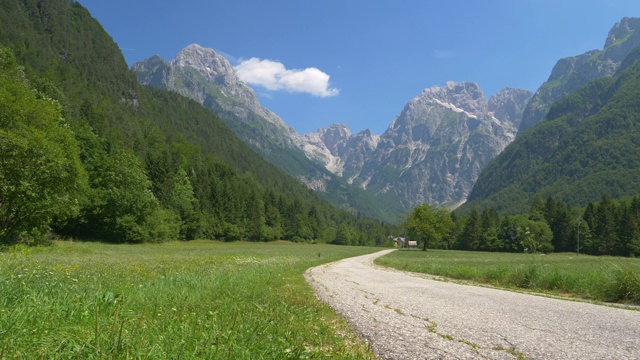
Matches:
[405,195,640,257]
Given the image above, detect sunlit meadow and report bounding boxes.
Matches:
[0,241,379,359]
[376,250,640,305]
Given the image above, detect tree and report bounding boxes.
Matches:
[77,149,172,243]
[333,223,354,245]
[480,207,501,251]
[594,196,619,255]
[517,217,554,254]
[0,47,87,244]
[405,204,454,251]
[497,216,520,252]
[167,168,201,240]
[458,207,482,250]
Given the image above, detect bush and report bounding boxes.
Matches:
[602,267,640,303]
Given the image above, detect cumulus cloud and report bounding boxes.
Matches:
[235,58,339,97]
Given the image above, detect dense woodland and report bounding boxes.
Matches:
[406,195,640,257]
[0,0,396,246]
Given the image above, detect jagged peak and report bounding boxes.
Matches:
[413,81,488,117]
[318,123,352,144]
[177,43,215,57]
[131,54,168,72]
[605,17,640,49]
[422,81,483,97]
[172,44,232,72]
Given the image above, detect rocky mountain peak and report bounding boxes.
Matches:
[171,44,254,103]
[420,81,487,115]
[605,17,640,48]
[318,124,351,154]
[173,44,231,74]
[134,44,291,130]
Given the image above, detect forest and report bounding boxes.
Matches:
[406,195,640,257]
[0,0,396,247]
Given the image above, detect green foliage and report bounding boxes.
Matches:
[448,194,640,257]
[405,204,455,250]
[84,149,170,243]
[0,47,87,245]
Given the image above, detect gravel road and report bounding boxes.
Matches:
[305,249,640,359]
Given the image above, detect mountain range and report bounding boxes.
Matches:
[302,83,532,209]
[133,47,532,216]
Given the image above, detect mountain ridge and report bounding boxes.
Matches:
[518,17,640,136]
[465,49,640,214]
[303,82,533,209]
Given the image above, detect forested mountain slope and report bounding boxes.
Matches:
[0,0,393,245]
[517,17,640,135]
[465,53,640,214]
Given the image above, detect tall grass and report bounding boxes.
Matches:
[375,250,640,305]
[0,240,379,359]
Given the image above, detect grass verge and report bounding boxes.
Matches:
[0,240,380,359]
[375,250,640,305]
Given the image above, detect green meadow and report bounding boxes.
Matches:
[375,250,640,305]
[0,241,379,359]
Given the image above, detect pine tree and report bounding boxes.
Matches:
[459,207,482,250]
[594,196,618,255]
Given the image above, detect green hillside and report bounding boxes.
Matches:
[0,0,394,245]
[464,53,640,214]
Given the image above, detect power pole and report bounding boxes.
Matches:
[576,218,582,256]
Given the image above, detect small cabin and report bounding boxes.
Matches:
[392,236,406,247]
[389,236,407,249]
[407,240,418,249]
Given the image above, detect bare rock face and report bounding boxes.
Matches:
[304,82,532,209]
[302,124,380,181]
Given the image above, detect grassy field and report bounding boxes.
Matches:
[375,250,640,305]
[0,240,380,359]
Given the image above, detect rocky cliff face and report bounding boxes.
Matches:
[518,17,640,135]
[133,44,299,149]
[301,124,380,181]
[304,82,532,208]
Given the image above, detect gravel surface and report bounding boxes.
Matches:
[305,249,640,360]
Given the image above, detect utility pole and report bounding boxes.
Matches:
[576,218,582,256]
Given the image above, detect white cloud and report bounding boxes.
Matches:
[235,58,339,97]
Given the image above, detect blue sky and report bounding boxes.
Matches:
[81,1,640,134]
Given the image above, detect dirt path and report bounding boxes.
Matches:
[305,249,640,359]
